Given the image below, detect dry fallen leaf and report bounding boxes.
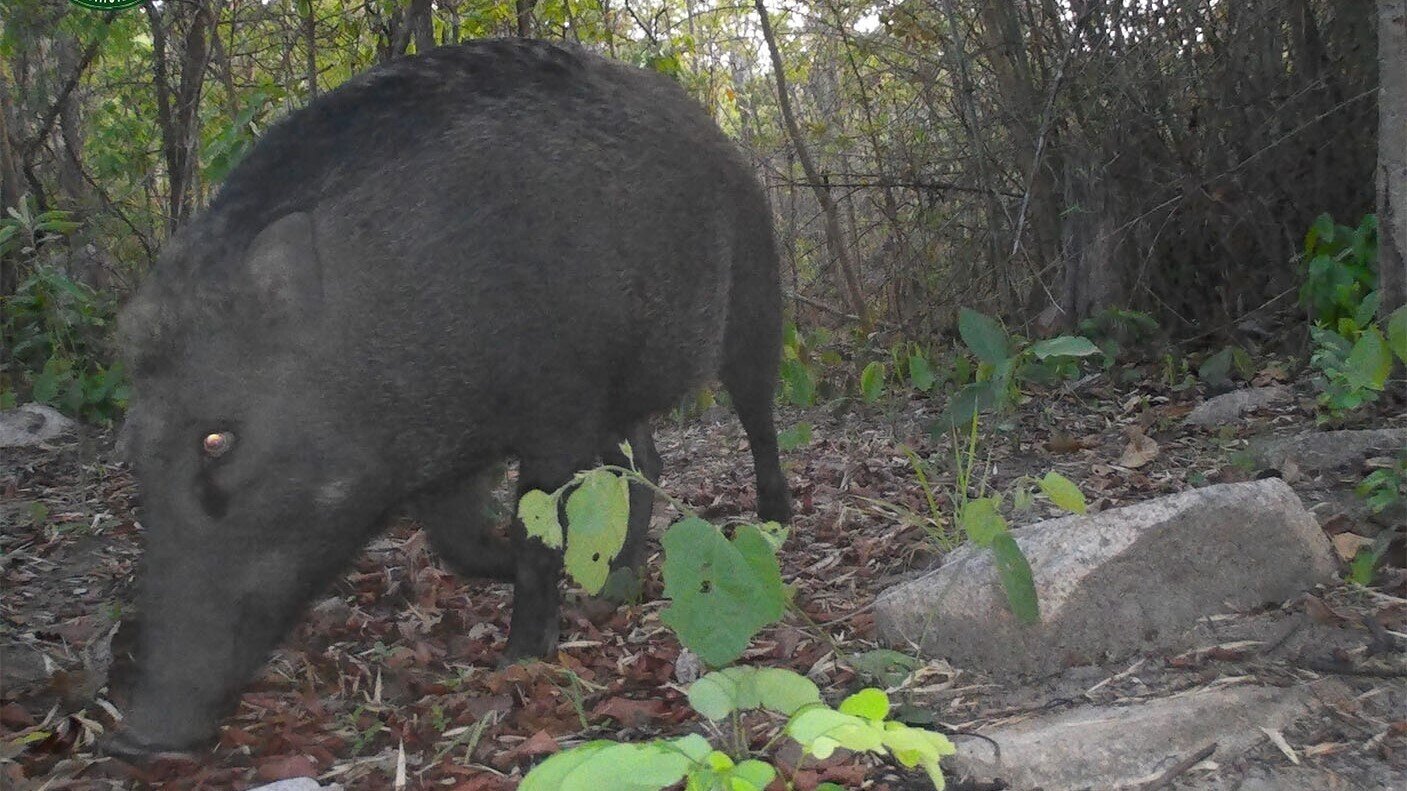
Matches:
[1330,533,1374,563]
[1117,429,1159,468]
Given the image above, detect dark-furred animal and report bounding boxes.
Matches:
[113,38,789,755]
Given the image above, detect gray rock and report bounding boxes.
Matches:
[1250,428,1407,473]
[944,684,1321,790]
[1183,386,1291,427]
[875,479,1337,676]
[0,404,75,448]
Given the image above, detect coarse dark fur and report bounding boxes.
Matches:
[112,38,789,755]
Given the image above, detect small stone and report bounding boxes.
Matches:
[1249,428,1407,474]
[1183,386,1291,427]
[0,404,76,448]
[944,684,1324,790]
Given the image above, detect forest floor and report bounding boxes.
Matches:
[2,360,1404,790]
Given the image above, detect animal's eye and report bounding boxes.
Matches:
[202,431,235,458]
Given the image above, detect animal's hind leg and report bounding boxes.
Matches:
[409,469,515,581]
[721,216,792,524]
[601,421,662,575]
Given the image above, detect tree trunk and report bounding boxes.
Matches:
[752,0,870,326]
[516,0,538,37]
[301,0,319,98]
[1379,0,1407,315]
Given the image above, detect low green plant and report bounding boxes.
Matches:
[521,667,954,790]
[1197,345,1255,389]
[1299,213,1377,326]
[1297,212,1407,421]
[1078,308,1160,361]
[776,421,813,451]
[1308,302,1407,420]
[515,445,957,788]
[936,308,1100,429]
[1357,454,1407,516]
[2,202,128,423]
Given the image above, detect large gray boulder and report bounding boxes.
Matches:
[0,403,75,448]
[875,479,1337,676]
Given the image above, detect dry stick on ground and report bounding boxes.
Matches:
[1137,742,1218,791]
[753,0,871,328]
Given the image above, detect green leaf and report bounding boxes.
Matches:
[729,759,777,789]
[992,533,1040,624]
[563,469,632,594]
[1353,291,1382,329]
[660,520,786,667]
[786,707,884,759]
[838,688,889,722]
[518,490,563,550]
[1387,306,1407,363]
[959,497,1006,546]
[1347,547,1378,586]
[778,422,813,451]
[1028,335,1101,360]
[520,739,695,791]
[688,666,821,720]
[847,649,921,685]
[1039,471,1087,514]
[879,723,957,790]
[1198,347,1234,386]
[933,381,1000,433]
[780,359,815,407]
[1306,212,1335,252]
[1344,327,1392,391]
[908,351,937,392]
[958,308,1010,366]
[860,361,886,403]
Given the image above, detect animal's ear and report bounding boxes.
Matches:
[245,212,321,317]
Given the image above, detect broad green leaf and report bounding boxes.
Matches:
[786,706,884,759]
[1198,347,1233,386]
[1305,212,1335,251]
[517,490,562,550]
[959,497,1006,546]
[563,469,631,594]
[729,759,776,789]
[778,422,813,451]
[1353,291,1382,329]
[780,359,815,406]
[860,361,886,403]
[992,533,1040,624]
[688,666,821,720]
[1039,471,1087,514]
[838,688,889,722]
[661,520,786,667]
[908,351,937,392]
[1347,547,1378,586]
[958,308,1010,366]
[520,740,693,791]
[1028,335,1101,360]
[1344,327,1392,391]
[932,381,1000,433]
[1387,306,1407,363]
[880,723,956,790]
